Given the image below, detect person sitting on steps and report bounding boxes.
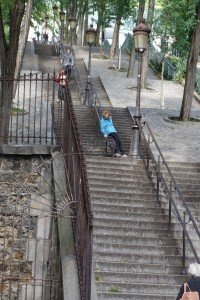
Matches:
[100,109,127,158]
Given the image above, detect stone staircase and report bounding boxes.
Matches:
[66,53,200,298]
[85,155,189,299]
[67,101,189,299]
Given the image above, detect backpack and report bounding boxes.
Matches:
[181,283,199,300]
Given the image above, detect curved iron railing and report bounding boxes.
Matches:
[139,120,200,272]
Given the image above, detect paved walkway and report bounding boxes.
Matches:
[74,46,200,163]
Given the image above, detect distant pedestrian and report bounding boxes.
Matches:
[35,31,40,41]
[61,49,74,79]
[100,109,127,158]
[176,263,200,300]
[43,32,48,44]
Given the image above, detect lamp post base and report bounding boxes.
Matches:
[129,116,141,159]
[84,78,93,106]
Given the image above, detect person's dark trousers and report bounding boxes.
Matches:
[109,132,124,155]
[64,65,72,79]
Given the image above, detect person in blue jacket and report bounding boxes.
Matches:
[100,109,127,158]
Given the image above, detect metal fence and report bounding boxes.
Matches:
[62,85,93,300]
[0,73,64,145]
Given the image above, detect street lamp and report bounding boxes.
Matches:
[129,19,151,158]
[59,10,66,44]
[84,24,97,106]
[69,17,77,48]
[53,5,58,43]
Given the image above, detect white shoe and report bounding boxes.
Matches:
[113,153,121,158]
[121,154,127,158]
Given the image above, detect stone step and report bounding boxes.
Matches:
[93,224,179,238]
[93,250,185,266]
[91,195,159,208]
[95,270,188,285]
[93,242,179,256]
[93,234,179,247]
[97,291,176,300]
[93,210,167,223]
[89,178,154,189]
[93,217,180,230]
[88,172,152,181]
[90,187,157,196]
[92,203,163,215]
[86,162,144,172]
[93,261,183,274]
[90,191,159,201]
[95,280,180,295]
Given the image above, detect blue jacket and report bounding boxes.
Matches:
[100,117,116,137]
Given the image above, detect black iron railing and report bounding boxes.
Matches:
[139,120,200,273]
[0,72,63,145]
[62,84,93,300]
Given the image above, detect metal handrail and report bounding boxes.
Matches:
[139,120,200,268]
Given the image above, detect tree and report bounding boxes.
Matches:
[127,0,146,77]
[109,0,133,59]
[180,2,200,121]
[141,0,155,89]
[0,0,26,142]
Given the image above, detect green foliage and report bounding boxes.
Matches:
[155,0,198,57]
[169,56,187,82]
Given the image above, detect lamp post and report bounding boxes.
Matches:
[53,5,58,43]
[129,19,151,158]
[69,17,77,48]
[59,10,66,44]
[84,24,97,106]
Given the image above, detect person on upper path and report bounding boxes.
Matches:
[61,49,74,79]
[176,263,200,300]
[100,109,127,158]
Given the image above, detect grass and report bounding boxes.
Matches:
[169,116,200,122]
[11,107,27,115]
[95,275,104,283]
[108,286,120,293]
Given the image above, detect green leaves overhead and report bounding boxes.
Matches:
[156,0,199,56]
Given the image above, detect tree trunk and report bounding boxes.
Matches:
[127,0,145,78]
[83,0,89,46]
[160,58,165,109]
[0,1,25,143]
[127,48,135,77]
[179,4,200,121]
[109,15,121,59]
[141,0,155,88]
[77,15,84,46]
[14,0,33,78]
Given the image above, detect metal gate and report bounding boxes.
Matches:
[0,73,64,145]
